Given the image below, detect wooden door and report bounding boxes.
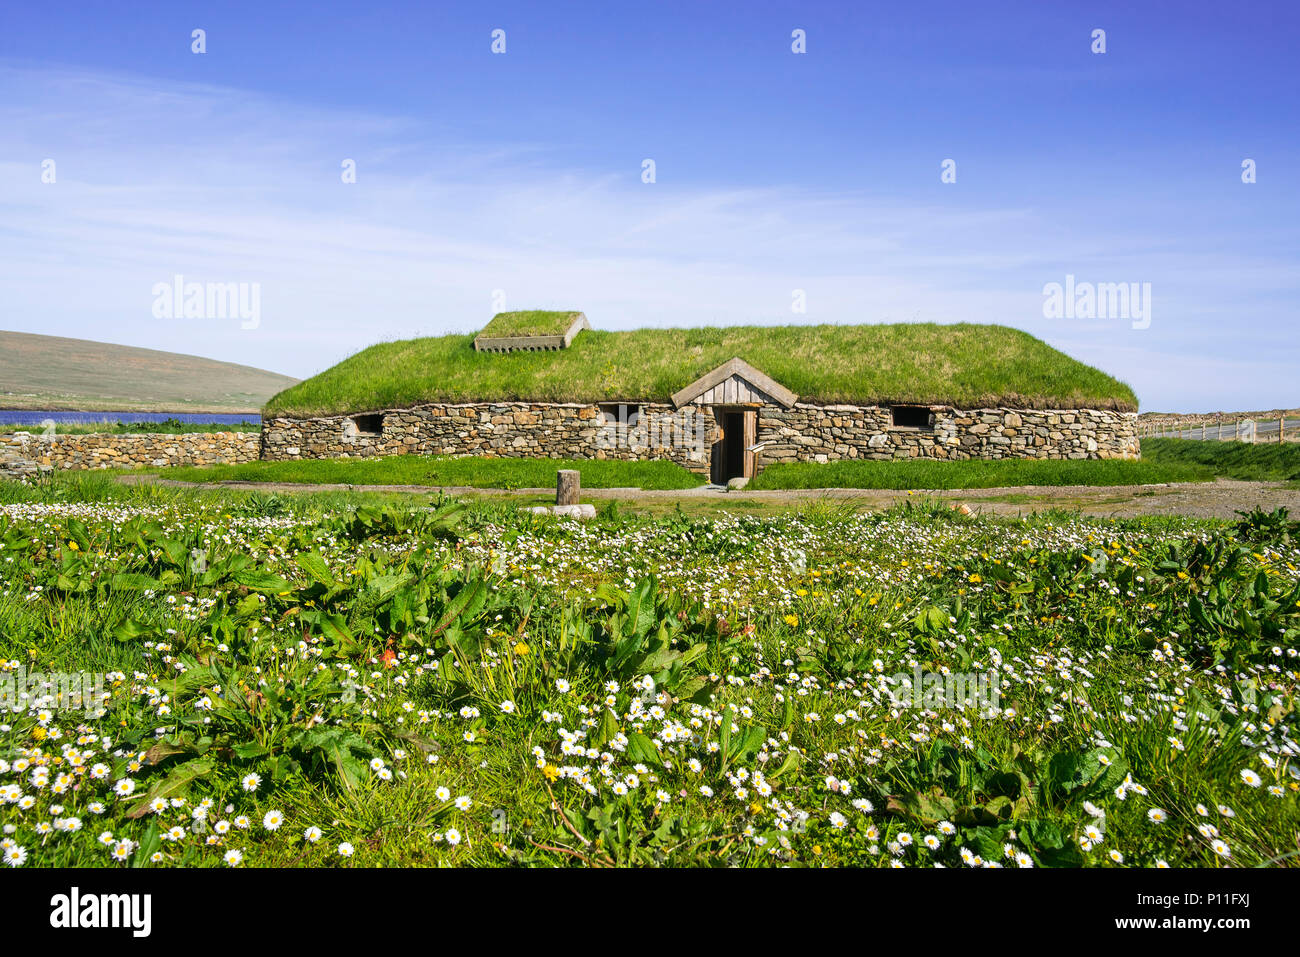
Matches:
[710,407,760,483]
[742,409,757,478]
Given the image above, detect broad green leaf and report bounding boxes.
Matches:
[886,790,957,825]
[111,618,150,642]
[231,569,294,594]
[318,614,359,654]
[767,749,801,780]
[625,732,661,766]
[109,572,161,591]
[294,550,337,587]
[126,757,214,818]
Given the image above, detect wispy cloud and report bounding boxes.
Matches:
[1,61,1295,411]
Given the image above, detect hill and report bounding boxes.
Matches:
[0,331,298,413]
[265,322,1138,417]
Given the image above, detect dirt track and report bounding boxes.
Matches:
[118,475,1300,521]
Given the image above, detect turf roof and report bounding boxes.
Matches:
[264,322,1138,416]
[476,311,583,339]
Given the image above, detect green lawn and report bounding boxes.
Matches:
[749,457,1207,490]
[143,454,705,490]
[127,438,1300,493]
[141,453,1203,493]
[265,323,1137,416]
[1141,438,1300,483]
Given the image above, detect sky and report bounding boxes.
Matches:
[1,0,1297,413]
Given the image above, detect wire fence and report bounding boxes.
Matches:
[1139,416,1299,443]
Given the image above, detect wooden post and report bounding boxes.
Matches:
[743,409,757,478]
[557,469,580,506]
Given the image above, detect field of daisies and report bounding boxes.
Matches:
[1,475,1297,868]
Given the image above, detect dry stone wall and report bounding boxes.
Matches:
[261,401,1139,472]
[0,404,1138,481]
[757,405,1140,464]
[261,403,718,473]
[0,431,260,479]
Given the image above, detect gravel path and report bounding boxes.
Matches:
[117,475,1300,520]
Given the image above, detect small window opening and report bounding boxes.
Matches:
[598,403,641,427]
[350,413,384,436]
[890,405,932,430]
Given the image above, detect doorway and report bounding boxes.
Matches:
[710,407,757,484]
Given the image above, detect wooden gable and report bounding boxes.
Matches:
[670,357,798,409]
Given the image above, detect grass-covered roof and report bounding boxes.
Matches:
[476,310,583,338]
[265,322,1138,417]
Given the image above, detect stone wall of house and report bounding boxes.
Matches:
[260,401,1139,472]
[0,431,261,479]
[0,404,1139,483]
[261,403,719,473]
[757,405,1139,463]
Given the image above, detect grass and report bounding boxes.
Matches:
[1141,438,1300,483]
[118,436,1300,494]
[264,323,1138,416]
[749,457,1207,490]
[475,310,582,339]
[0,330,297,413]
[1,420,260,435]
[137,454,706,490]
[0,475,1295,869]
[135,452,1204,494]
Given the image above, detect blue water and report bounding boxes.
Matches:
[0,410,260,426]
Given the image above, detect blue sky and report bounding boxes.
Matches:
[2,0,1297,412]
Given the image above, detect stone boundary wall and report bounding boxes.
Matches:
[0,431,261,479]
[1138,409,1298,433]
[262,401,1139,472]
[1138,408,1298,427]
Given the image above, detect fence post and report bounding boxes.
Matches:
[557,469,580,506]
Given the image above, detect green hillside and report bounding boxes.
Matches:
[0,331,298,413]
[266,322,1137,417]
